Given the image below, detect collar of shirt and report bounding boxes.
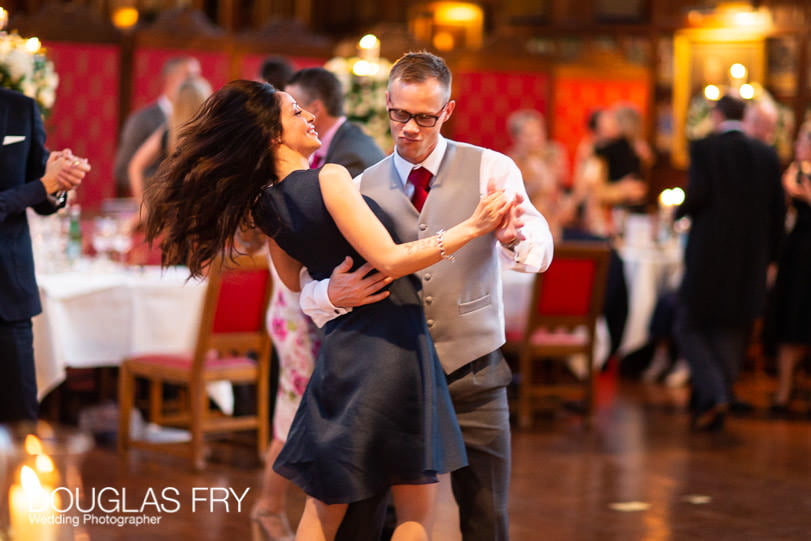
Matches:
[718,120,744,133]
[392,136,447,188]
[310,116,347,166]
[157,95,172,118]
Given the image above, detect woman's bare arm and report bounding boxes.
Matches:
[267,237,303,291]
[128,129,163,205]
[318,163,510,280]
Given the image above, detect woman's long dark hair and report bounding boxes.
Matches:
[143,80,281,278]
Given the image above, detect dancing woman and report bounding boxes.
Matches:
[144,80,512,541]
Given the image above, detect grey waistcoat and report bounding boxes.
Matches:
[360,141,505,374]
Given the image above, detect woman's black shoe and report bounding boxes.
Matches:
[691,404,727,432]
[768,402,790,418]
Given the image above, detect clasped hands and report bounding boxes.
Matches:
[326,181,524,309]
[42,148,91,196]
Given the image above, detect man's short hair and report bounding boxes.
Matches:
[286,67,344,117]
[162,56,195,79]
[259,56,294,89]
[507,109,543,138]
[715,95,746,122]
[388,51,452,102]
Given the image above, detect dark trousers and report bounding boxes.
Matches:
[335,351,512,541]
[675,311,747,412]
[0,318,38,423]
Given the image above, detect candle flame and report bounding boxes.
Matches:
[24,434,43,455]
[20,465,42,494]
[35,454,55,473]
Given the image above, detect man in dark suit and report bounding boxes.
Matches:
[675,95,785,431]
[112,56,200,196]
[284,67,386,176]
[0,87,89,422]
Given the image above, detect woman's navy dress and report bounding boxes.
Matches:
[773,169,811,345]
[253,168,467,505]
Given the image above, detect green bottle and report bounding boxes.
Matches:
[66,204,82,263]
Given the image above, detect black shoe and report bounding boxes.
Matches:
[729,399,754,415]
[691,404,727,432]
[768,402,790,418]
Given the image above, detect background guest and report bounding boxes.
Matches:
[573,109,646,237]
[614,103,654,174]
[128,76,212,210]
[768,122,811,415]
[258,55,294,89]
[285,67,386,174]
[506,109,573,240]
[593,107,648,217]
[113,56,200,196]
[743,97,779,146]
[0,87,89,422]
[675,95,785,431]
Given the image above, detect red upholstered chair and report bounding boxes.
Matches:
[118,254,272,469]
[508,241,611,428]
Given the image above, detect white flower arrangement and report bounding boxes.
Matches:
[325,55,392,153]
[0,31,59,116]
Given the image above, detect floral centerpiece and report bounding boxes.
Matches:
[0,28,59,116]
[324,38,392,153]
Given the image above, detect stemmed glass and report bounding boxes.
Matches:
[91,217,116,266]
[110,218,133,264]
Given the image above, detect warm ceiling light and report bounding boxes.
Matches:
[435,3,481,23]
[111,6,139,29]
[729,63,747,79]
[358,34,379,50]
[0,7,8,31]
[739,83,755,99]
[704,85,721,100]
[433,31,455,51]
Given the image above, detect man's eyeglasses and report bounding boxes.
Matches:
[387,103,448,128]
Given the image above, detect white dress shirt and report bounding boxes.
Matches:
[300,135,553,327]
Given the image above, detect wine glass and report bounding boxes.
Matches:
[92,216,116,266]
[111,218,134,264]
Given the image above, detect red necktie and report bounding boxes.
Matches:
[408,167,432,212]
[310,154,323,169]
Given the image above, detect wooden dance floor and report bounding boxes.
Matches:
[71,373,810,540]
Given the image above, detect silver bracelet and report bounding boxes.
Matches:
[436,229,455,262]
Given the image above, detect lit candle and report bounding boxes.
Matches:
[9,465,57,541]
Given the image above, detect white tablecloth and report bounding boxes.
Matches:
[617,239,683,355]
[33,265,207,400]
